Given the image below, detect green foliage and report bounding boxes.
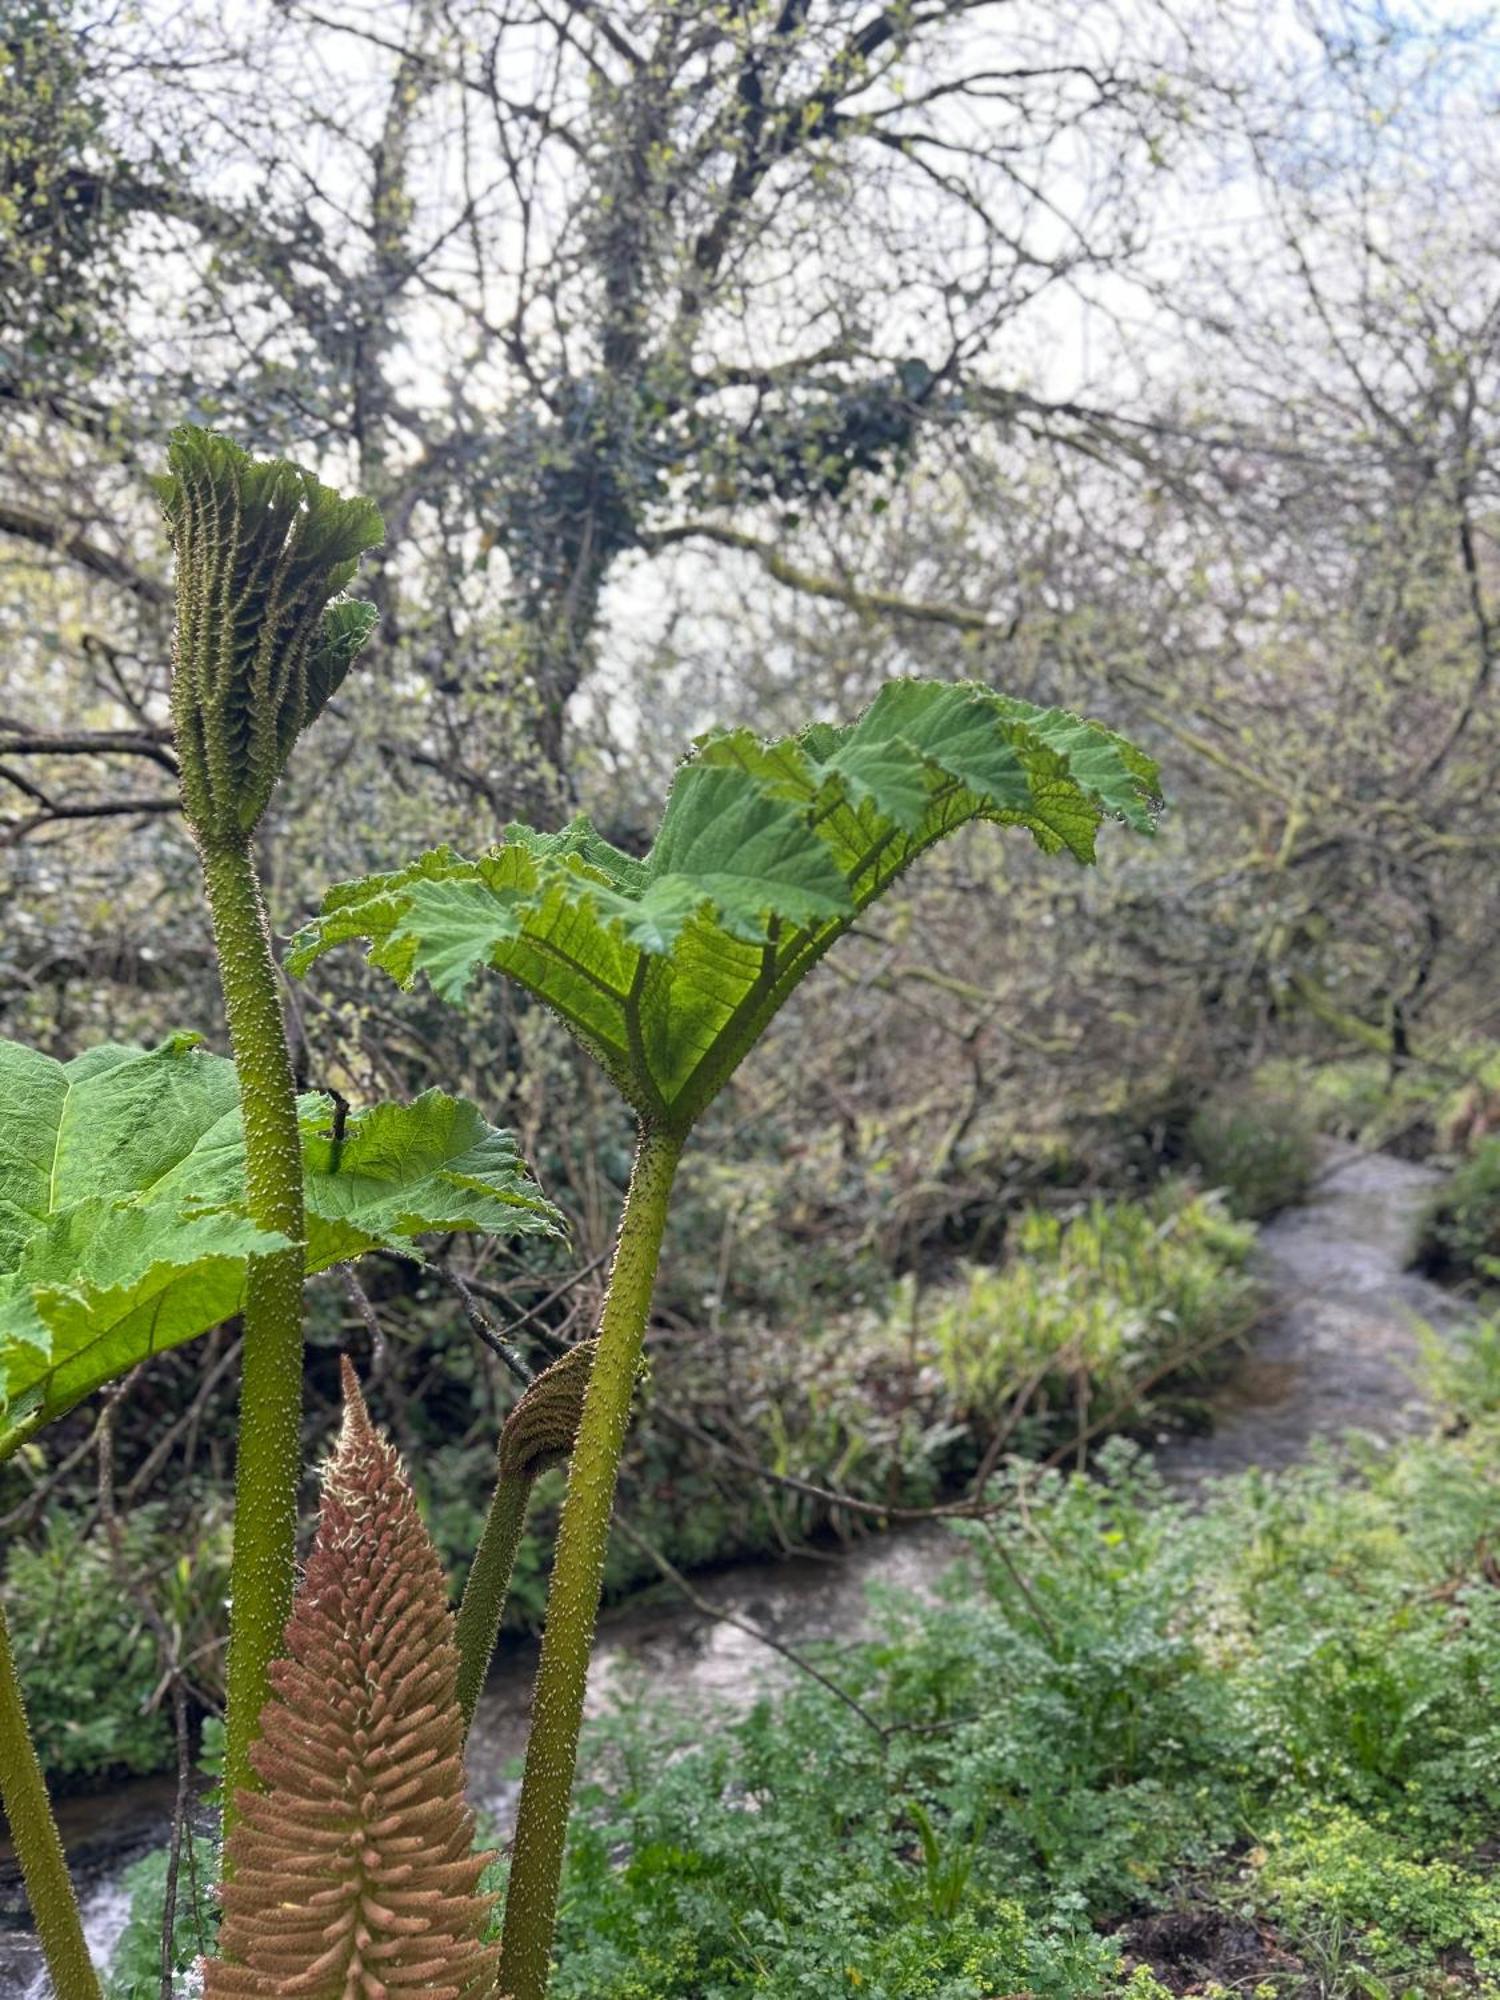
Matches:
[291,680,1159,1133]
[921,1182,1255,1429]
[1418,1311,1500,1421]
[105,1836,218,2000]
[0,1033,559,1459]
[1186,1085,1319,1218]
[158,425,384,844]
[3,1517,168,1780]
[1,1499,231,1784]
[1416,1138,1500,1284]
[1256,1810,1500,1977]
[113,1410,1500,1995]
[524,1418,1500,1992]
[567,1420,1500,1989]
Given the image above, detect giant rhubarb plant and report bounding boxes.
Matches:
[0,431,559,2000]
[207,1357,499,1999]
[291,678,1162,1997]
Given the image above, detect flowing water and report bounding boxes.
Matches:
[0,1143,1469,1994]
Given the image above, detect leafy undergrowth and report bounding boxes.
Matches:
[1416,1137,1500,1289]
[1184,1085,1319,1219]
[115,1383,1500,1998]
[12,1180,1254,1787]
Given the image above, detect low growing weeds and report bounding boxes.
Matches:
[543,1420,1500,1995]
[118,1408,1500,1996]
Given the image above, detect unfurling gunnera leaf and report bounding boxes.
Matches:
[207,1358,498,2000]
[0,1035,561,1461]
[157,424,384,844]
[498,1338,597,1482]
[290,677,1160,1133]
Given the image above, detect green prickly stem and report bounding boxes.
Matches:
[498,1129,681,2000]
[455,1340,598,1733]
[200,837,309,1834]
[0,1598,101,2000]
[158,425,382,1838]
[454,1470,530,1735]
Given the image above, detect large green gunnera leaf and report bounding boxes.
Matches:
[291,679,1160,1132]
[0,1035,560,1460]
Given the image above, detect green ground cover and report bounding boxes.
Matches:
[112,1342,1500,1998]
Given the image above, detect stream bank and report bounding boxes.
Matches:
[0,1143,1469,1994]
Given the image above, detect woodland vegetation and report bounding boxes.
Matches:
[3,1,1500,1995]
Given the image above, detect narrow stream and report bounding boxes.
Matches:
[0,1143,1468,1993]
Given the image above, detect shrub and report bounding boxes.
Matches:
[1416,1137,1500,1285]
[3,1516,174,1784]
[2,1501,232,1786]
[1186,1085,1319,1218]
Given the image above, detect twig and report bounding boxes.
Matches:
[338,1264,389,1378]
[447,1271,535,1387]
[453,1249,611,1352]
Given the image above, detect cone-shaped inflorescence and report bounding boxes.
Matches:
[206,1358,499,2000]
[157,426,384,846]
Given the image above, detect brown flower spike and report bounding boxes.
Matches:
[206,1359,499,1999]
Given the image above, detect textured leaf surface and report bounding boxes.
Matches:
[158,426,383,841]
[291,678,1160,1130]
[0,1037,559,1458]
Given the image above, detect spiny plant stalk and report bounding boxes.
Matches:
[293,676,1161,1996]
[498,1130,680,1999]
[0,1599,101,2000]
[454,1339,596,1731]
[207,1357,498,1998]
[158,426,382,1826]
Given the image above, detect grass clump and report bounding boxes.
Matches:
[1186,1085,1319,1218]
[920,1181,1256,1434]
